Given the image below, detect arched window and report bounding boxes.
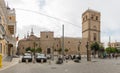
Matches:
[46,35,48,38]
[93,33,97,41]
[9,17,12,20]
[91,15,94,19]
[86,16,87,20]
[96,16,98,20]
[68,41,70,44]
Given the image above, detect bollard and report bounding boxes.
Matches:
[41,59,43,64]
[49,60,51,65]
[26,59,28,64]
[19,60,21,63]
[33,59,35,64]
[19,59,21,63]
[0,54,2,68]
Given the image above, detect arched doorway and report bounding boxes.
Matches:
[8,44,13,56]
[47,48,51,54]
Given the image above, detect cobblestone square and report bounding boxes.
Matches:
[0,58,120,73]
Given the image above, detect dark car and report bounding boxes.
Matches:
[56,57,63,64]
[65,55,69,60]
[36,54,47,62]
[74,55,81,63]
[22,53,32,62]
[76,55,81,60]
[74,58,80,63]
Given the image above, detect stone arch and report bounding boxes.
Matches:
[8,43,13,56]
[47,48,51,54]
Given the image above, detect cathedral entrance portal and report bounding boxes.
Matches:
[47,48,51,54]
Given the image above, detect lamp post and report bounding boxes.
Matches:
[33,42,36,56]
[52,43,54,61]
[86,41,91,61]
[78,41,81,55]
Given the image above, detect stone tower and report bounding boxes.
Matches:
[82,9,100,43]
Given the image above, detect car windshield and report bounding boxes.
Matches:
[38,54,45,56]
[23,55,32,58]
[37,54,46,58]
[24,53,31,56]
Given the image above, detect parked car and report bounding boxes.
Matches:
[74,58,80,63]
[35,53,41,58]
[56,57,63,64]
[36,54,47,62]
[46,54,51,59]
[74,55,81,63]
[65,55,69,60]
[22,53,32,62]
[75,55,81,60]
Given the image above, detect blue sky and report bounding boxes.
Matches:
[6,0,120,46]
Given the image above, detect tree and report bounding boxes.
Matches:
[99,46,105,52]
[105,47,117,54]
[31,48,35,53]
[90,42,100,58]
[116,49,120,53]
[57,48,62,54]
[98,46,105,58]
[65,48,69,54]
[36,48,42,53]
[26,47,31,52]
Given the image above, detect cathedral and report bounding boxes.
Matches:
[18,9,101,55]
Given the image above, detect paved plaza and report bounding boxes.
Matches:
[0,58,120,73]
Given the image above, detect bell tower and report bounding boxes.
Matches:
[82,9,100,43]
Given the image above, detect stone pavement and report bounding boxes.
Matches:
[0,58,20,71]
[1,57,120,73]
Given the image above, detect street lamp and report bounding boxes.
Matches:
[33,42,36,55]
[52,43,55,61]
[78,41,81,55]
[86,41,91,61]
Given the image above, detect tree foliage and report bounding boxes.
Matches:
[26,47,31,52]
[65,48,69,52]
[90,42,100,52]
[99,46,105,52]
[58,48,62,54]
[105,47,117,54]
[36,48,42,53]
[31,48,35,52]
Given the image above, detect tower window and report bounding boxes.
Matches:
[91,15,94,19]
[93,33,97,41]
[57,44,58,47]
[9,17,12,20]
[68,41,70,43]
[96,16,98,20]
[83,18,85,21]
[86,16,87,20]
[91,16,93,19]
[46,35,48,38]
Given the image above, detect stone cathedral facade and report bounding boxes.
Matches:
[18,9,101,55]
